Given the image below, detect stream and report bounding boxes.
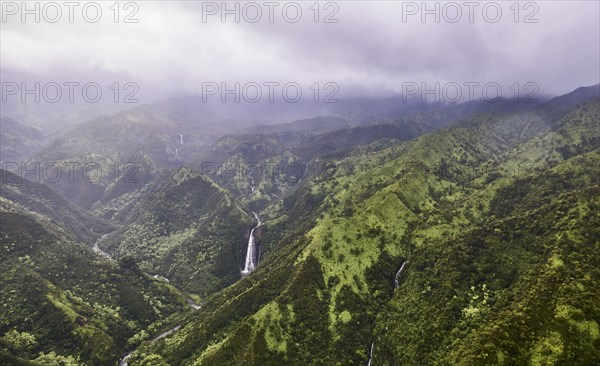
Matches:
[117,210,262,365]
[93,231,202,365]
[118,299,200,366]
[92,234,113,260]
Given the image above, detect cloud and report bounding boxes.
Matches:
[1,0,599,103]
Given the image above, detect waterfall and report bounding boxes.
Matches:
[180,134,184,144]
[241,227,257,275]
[394,261,407,289]
[241,212,261,276]
[367,261,406,366]
[367,342,374,365]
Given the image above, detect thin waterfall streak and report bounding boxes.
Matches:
[394,261,406,289]
[367,342,374,366]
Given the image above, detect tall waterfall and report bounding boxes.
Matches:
[241,212,261,276]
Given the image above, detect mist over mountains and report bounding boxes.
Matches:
[1,82,599,365]
[2,1,600,365]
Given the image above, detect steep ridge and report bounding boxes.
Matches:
[101,167,255,296]
[187,118,446,212]
[0,169,114,243]
[0,209,191,366]
[25,108,183,212]
[0,116,45,162]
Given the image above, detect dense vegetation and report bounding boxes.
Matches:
[132,96,600,365]
[0,86,598,365]
[0,210,191,365]
[102,167,254,296]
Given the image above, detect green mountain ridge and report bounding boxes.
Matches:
[0,209,191,366]
[0,169,114,244]
[101,167,255,296]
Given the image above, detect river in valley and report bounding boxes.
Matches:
[118,210,262,365]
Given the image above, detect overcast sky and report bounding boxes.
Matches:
[1,0,599,104]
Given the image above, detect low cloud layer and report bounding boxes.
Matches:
[1,0,599,104]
